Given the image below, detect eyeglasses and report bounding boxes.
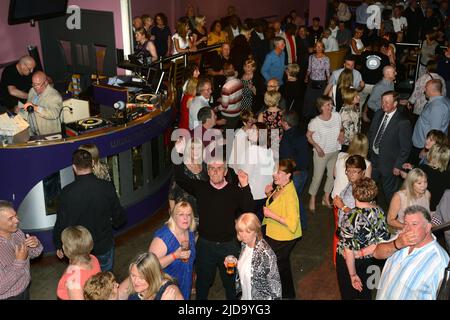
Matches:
[32,81,46,88]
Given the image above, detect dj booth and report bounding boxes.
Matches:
[0,83,175,253]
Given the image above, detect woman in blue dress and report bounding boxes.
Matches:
[149,201,197,299]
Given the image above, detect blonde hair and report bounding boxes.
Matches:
[128,252,174,300]
[84,272,117,300]
[240,27,252,38]
[401,168,428,206]
[427,144,450,172]
[78,144,111,181]
[61,226,93,265]
[244,58,257,72]
[183,138,203,165]
[347,133,369,159]
[337,68,353,91]
[167,201,196,232]
[286,63,300,77]
[236,213,262,241]
[184,78,198,96]
[79,144,100,162]
[341,87,359,105]
[264,91,281,108]
[195,15,206,28]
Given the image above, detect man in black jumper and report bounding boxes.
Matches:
[53,149,126,272]
[174,156,254,300]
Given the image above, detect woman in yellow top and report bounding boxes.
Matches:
[207,20,229,50]
[263,159,301,299]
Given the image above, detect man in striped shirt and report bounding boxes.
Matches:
[218,62,243,129]
[0,201,43,300]
[375,205,449,300]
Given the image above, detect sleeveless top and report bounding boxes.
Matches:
[396,190,430,224]
[135,40,153,64]
[351,38,364,54]
[127,280,176,300]
[154,225,196,300]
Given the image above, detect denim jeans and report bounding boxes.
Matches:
[293,171,308,231]
[96,246,115,272]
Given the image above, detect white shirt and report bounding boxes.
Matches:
[391,16,408,33]
[172,33,189,55]
[322,36,339,52]
[332,152,371,198]
[231,26,240,38]
[238,245,254,300]
[330,26,339,38]
[308,112,342,154]
[235,144,275,200]
[189,95,209,130]
[367,4,382,30]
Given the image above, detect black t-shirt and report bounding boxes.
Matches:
[359,50,390,85]
[0,63,32,109]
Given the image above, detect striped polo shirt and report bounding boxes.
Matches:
[376,236,449,300]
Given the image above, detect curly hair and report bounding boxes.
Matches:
[352,177,378,202]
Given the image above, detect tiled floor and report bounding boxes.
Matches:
[30,195,341,300]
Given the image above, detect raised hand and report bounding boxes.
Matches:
[237,170,249,188]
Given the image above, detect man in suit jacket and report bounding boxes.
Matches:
[249,19,270,71]
[368,91,412,204]
[53,149,126,272]
[224,15,241,43]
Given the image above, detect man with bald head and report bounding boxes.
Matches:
[411,79,450,162]
[367,65,397,119]
[0,55,35,113]
[21,71,63,136]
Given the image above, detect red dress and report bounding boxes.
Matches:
[179,94,194,130]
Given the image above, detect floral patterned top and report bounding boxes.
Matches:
[307,55,330,81]
[262,109,284,138]
[339,104,360,146]
[337,206,390,258]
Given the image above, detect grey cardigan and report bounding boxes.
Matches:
[434,189,450,252]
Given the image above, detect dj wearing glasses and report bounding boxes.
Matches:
[0,55,35,114]
[21,71,63,136]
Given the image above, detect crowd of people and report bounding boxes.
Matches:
[1,0,450,301]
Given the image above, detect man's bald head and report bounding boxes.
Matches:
[383,65,397,81]
[18,55,36,76]
[31,71,48,94]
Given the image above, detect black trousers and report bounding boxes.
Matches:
[264,235,298,299]
[336,254,372,300]
[371,164,401,206]
[195,237,240,300]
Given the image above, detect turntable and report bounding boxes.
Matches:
[65,117,111,136]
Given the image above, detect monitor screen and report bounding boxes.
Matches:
[8,0,69,25]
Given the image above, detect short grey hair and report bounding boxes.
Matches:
[0,200,14,214]
[404,205,431,223]
[273,37,285,47]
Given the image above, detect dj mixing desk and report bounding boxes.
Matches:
[0,95,175,253]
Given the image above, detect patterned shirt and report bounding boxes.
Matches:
[0,230,43,299]
[339,105,360,146]
[409,72,447,115]
[376,236,449,300]
[307,55,330,81]
[337,206,390,257]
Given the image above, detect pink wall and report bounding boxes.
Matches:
[309,0,328,27]
[0,1,41,66]
[131,0,310,32]
[1,0,124,75]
